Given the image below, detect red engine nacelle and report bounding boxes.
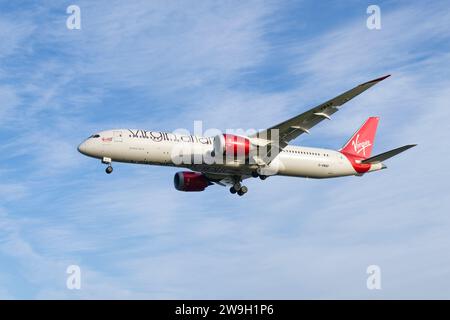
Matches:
[174,171,211,192]
[213,134,251,158]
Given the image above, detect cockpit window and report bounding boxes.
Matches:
[90,134,100,138]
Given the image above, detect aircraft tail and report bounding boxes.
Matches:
[340,117,379,159]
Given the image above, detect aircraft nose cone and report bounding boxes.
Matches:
[77,141,87,155]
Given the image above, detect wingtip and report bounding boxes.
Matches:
[363,74,391,85]
[403,144,418,151]
[378,74,391,81]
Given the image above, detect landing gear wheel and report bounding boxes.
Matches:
[240,186,248,194]
[259,175,267,180]
[229,187,237,194]
[105,166,113,174]
[237,189,244,196]
[251,171,259,178]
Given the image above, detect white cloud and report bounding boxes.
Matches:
[0,17,34,58]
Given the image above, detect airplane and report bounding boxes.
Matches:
[77,75,416,196]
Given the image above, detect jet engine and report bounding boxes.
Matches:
[173,171,211,192]
[213,134,251,159]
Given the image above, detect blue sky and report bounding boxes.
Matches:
[0,0,450,299]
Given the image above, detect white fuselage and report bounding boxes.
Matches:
[78,129,384,178]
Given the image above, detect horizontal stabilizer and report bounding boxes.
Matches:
[361,144,417,164]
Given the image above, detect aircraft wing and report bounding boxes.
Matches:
[252,75,391,162]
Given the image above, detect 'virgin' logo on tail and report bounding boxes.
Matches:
[352,134,371,156]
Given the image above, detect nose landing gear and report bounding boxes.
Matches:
[102,157,113,174]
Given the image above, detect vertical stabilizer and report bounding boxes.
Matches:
[340,117,379,159]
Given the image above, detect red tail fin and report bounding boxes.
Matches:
[340,117,379,159]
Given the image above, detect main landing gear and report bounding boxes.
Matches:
[251,171,267,180]
[102,157,113,174]
[229,171,268,196]
[229,182,248,196]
